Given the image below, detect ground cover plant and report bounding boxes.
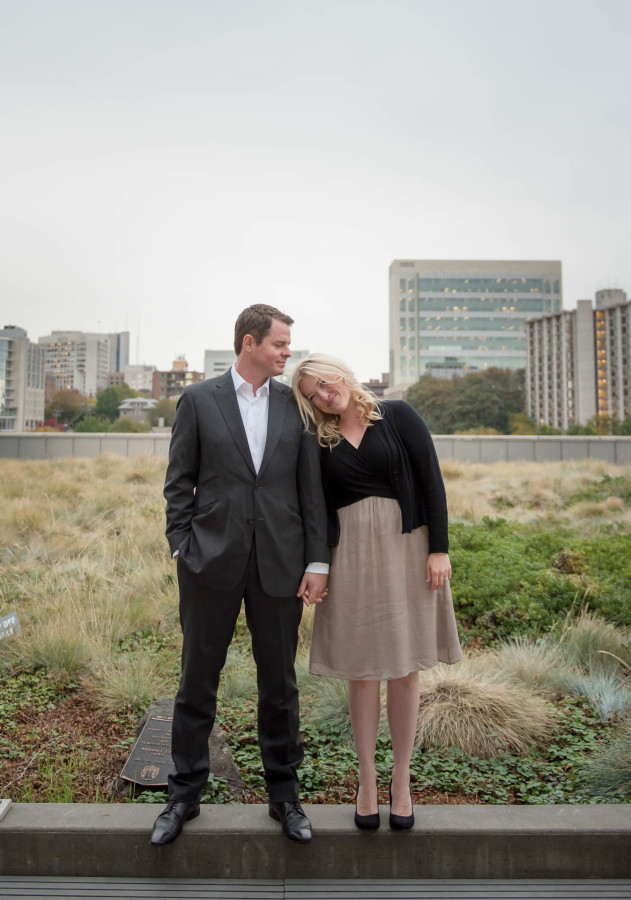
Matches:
[0,455,630,805]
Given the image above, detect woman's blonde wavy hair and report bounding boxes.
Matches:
[291,353,382,448]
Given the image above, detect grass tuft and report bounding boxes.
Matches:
[490,636,574,695]
[18,625,95,680]
[305,678,354,745]
[221,650,257,700]
[577,719,631,797]
[566,671,631,722]
[86,652,169,711]
[416,667,554,758]
[557,608,631,673]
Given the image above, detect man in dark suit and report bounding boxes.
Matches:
[151,304,330,847]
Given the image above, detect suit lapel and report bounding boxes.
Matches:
[214,372,257,475]
[259,380,289,477]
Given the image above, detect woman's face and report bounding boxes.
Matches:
[300,374,352,416]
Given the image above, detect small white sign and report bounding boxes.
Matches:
[0,612,21,642]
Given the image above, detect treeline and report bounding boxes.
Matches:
[42,385,178,433]
[405,369,631,435]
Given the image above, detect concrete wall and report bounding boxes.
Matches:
[0,433,170,460]
[1,433,631,464]
[432,435,631,465]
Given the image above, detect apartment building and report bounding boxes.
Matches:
[38,330,130,397]
[0,326,45,431]
[526,289,629,428]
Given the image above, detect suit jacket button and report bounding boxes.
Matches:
[247,518,254,525]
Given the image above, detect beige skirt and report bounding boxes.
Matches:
[310,496,463,680]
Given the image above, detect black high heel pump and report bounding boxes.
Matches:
[354,783,380,830]
[388,779,414,830]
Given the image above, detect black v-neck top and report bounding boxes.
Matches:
[320,401,449,554]
[320,420,396,510]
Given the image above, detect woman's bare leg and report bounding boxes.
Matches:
[347,679,381,815]
[386,671,420,816]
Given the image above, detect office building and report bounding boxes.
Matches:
[389,259,562,391]
[203,348,310,385]
[364,373,389,398]
[526,289,630,428]
[38,330,129,397]
[123,364,156,394]
[152,358,204,399]
[204,350,236,380]
[0,326,45,431]
[108,331,130,373]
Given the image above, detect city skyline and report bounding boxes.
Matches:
[2,1,630,381]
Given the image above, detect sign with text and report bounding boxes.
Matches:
[0,612,21,642]
[120,713,175,788]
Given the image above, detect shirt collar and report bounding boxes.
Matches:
[231,364,270,397]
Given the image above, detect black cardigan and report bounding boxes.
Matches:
[323,400,449,554]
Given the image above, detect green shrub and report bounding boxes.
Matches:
[450,519,631,644]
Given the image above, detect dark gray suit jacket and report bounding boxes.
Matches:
[164,370,330,596]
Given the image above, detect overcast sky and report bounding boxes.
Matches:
[1,0,630,379]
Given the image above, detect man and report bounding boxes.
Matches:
[151,304,330,847]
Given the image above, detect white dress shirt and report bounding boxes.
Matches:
[230,366,328,575]
[231,365,270,474]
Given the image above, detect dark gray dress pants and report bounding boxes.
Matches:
[168,543,304,803]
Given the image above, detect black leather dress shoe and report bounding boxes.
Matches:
[150,800,200,846]
[268,800,312,843]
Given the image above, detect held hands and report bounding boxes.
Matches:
[297,572,329,607]
[426,552,452,591]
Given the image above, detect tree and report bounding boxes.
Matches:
[509,412,537,435]
[94,384,137,421]
[44,389,89,425]
[74,415,112,433]
[108,416,150,433]
[147,397,178,428]
[406,368,526,434]
[406,377,455,433]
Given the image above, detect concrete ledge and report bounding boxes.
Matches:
[0,804,630,879]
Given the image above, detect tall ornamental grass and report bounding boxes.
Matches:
[416,666,554,758]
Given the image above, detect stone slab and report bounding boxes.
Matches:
[0,804,630,879]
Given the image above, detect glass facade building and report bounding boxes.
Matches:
[389,260,562,387]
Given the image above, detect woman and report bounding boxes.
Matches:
[292,354,462,830]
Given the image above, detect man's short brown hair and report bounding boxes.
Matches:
[233,304,294,356]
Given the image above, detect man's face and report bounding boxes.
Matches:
[247,319,292,377]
